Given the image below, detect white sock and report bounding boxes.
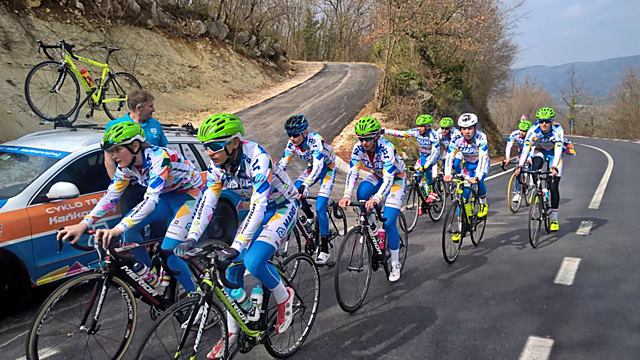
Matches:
[390,249,399,263]
[551,210,558,221]
[271,280,289,304]
[480,196,487,204]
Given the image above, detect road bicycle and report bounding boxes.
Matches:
[403,168,446,232]
[278,197,347,267]
[135,242,320,359]
[523,168,554,248]
[25,230,213,360]
[441,175,487,264]
[24,40,142,124]
[503,161,534,213]
[334,202,409,313]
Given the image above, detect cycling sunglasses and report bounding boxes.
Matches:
[358,135,376,143]
[440,127,451,131]
[537,119,553,124]
[203,140,233,153]
[287,132,302,138]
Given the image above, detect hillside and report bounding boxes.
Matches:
[514,55,640,100]
[0,4,294,142]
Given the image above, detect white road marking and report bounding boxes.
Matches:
[576,221,593,235]
[486,167,514,180]
[0,330,28,349]
[519,336,554,360]
[578,144,614,209]
[554,257,581,285]
[16,346,60,360]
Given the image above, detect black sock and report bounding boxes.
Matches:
[321,236,329,253]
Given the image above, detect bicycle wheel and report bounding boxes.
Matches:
[523,174,533,206]
[102,72,142,120]
[26,272,137,360]
[136,295,227,360]
[428,179,447,222]
[470,195,487,246]
[264,253,320,358]
[334,227,372,312]
[24,61,80,121]
[528,192,543,248]
[397,212,410,271]
[507,172,522,214]
[442,202,463,264]
[404,183,420,232]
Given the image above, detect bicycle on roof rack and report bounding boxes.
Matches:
[24,40,142,125]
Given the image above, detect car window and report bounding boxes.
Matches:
[193,143,211,170]
[166,143,182,154]
[0,150,61,200]
[182,143,206,171]
[32,151,110,205]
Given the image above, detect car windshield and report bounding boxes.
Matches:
[0,148,64,200]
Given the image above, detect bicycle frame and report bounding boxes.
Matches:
[63,53,113,104]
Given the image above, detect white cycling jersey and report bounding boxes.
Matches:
[278,131,336,187]
[189,140,298,252]
[518,123,564,169]
[445,130,490,179]
[344,137,406,203]
[384,127,440,168]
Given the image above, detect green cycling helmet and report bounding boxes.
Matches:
[354,116,381,136]
[102,121,146,151]
[415,114,434,126]
[198,113,245,143]
[535,107,555,120]
[518,120,533,131]
[439,117,454,127]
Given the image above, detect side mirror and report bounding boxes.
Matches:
[47,182,80,200]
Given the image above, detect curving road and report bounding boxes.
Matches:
[2,61,639,359]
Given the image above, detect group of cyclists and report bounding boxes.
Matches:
[56,98,570,358]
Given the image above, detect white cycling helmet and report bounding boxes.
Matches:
[458,113,478,127]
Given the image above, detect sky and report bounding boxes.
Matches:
[509,0,640,68]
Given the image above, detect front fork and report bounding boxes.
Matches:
[79,275,111,334]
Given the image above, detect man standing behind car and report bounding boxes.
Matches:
[104,89,168,240]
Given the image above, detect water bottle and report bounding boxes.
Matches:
[79,68,96,88]
[248,286,264,322]
[230,288,254,314]
[158,268,171,287]
[132,263,159,287]
[377,228,390,260]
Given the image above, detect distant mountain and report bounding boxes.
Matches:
[514,55,640,100]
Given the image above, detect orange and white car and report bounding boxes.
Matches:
[0,127,245,302]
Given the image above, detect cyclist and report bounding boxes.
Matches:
[515,107,564,232]
[435,117,462,173]
[278,114,337,265]
[57,121,203,295]
[183,114,299,358]
[338,117,407,282]
[443,113,490,241]
[502,115,533,204]
[383,114,440,204]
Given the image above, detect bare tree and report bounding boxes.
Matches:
[560,65,588,135]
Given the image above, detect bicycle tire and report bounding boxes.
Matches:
[264,252,320,358]
[470,193,487,246]
[523,174,533,206]
[442,202,463,264]
[136,295,227,360]
[24,61,80,121]
[428,179,446,222]
[529,192,543,248]
[334,227,372,313]
[507,172,522,213]
[102,72,142,120]
[397,212,409,271]
[26,272,137,360]
[543,193,551,234]
[404,183,420,232]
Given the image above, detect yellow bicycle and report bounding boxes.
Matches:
[24,40,142,123]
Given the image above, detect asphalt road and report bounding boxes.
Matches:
[2,61,639,359]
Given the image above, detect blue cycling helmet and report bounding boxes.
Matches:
[284,114,308,134]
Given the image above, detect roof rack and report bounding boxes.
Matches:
[161,122,198,136]
[39,117,105,131]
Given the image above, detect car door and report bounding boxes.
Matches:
[26,150,115,285]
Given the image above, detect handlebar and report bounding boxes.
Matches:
[345,200,386,223]
[182,243,241,289]
[37,40,77,60]
[331,201,344,219]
